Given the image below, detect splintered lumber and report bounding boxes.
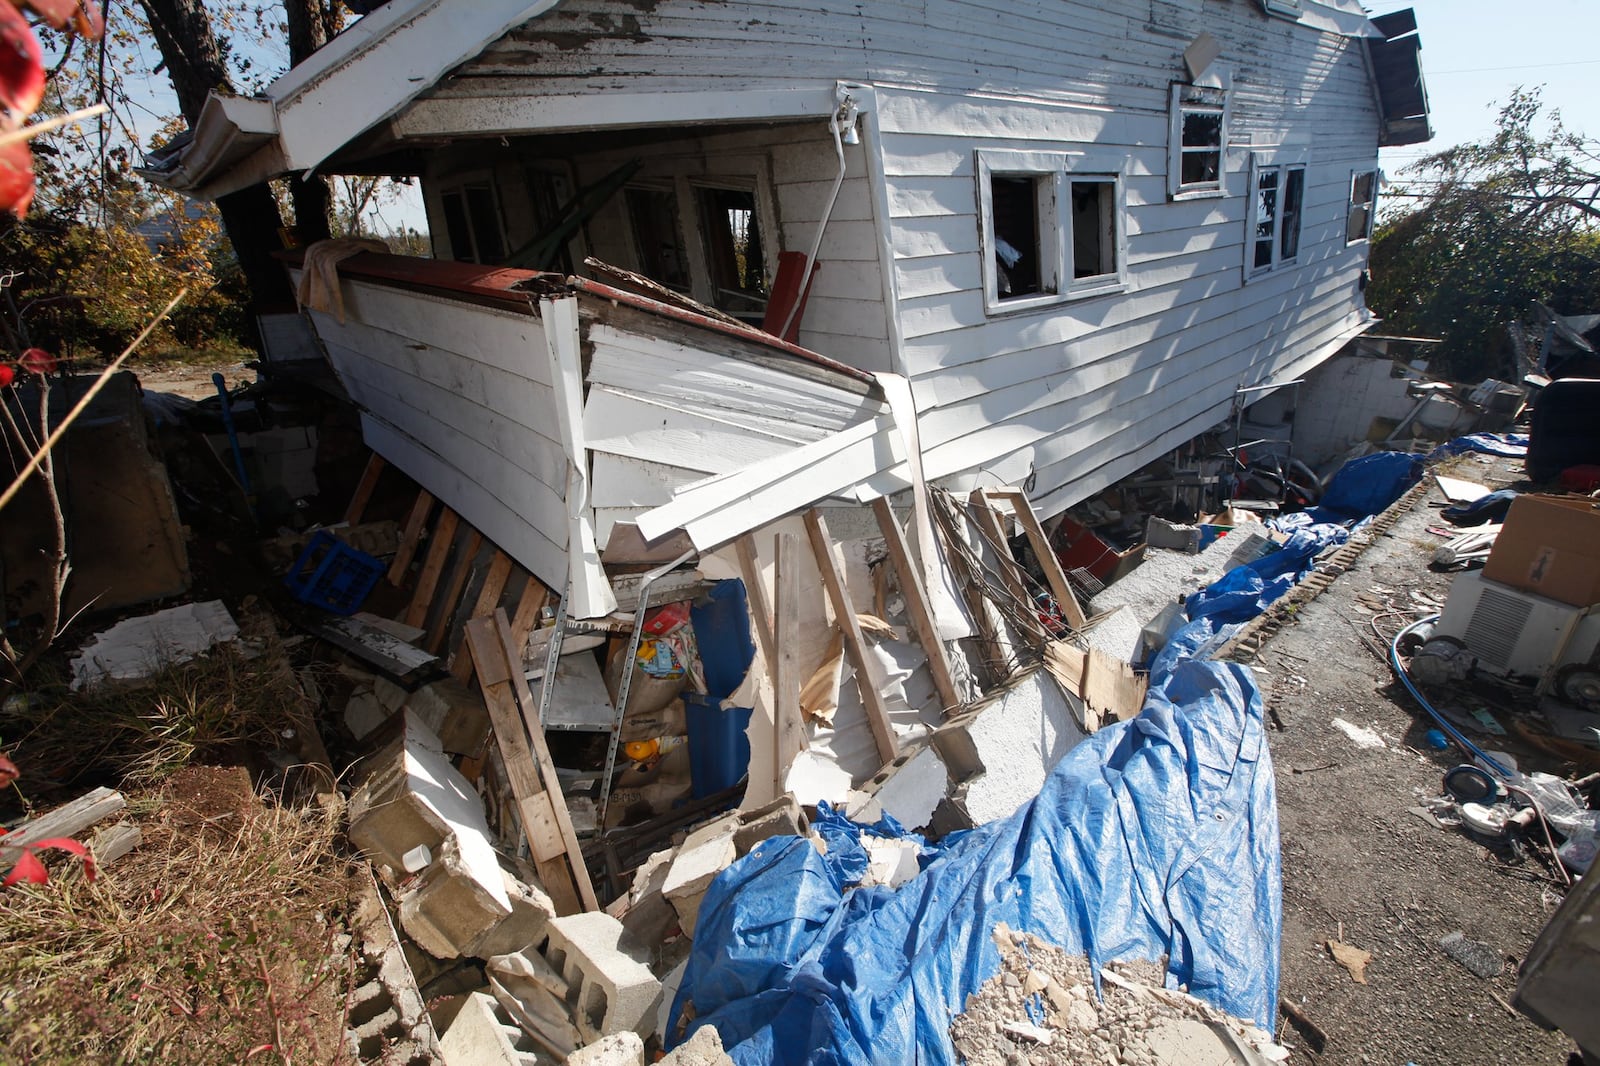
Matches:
[993,488,1087,631]
[451,551,516,682]
[772,532,807,789]
[425,529,483,654]
[0,787,125,860]
[388,489,435,585]
[88,822,142,866]
[803,509,896,764]
[343,453,386,526]
[872,498,960,714]
[507,573,551,660]
[464,612,597,914]
[404,507,460,629]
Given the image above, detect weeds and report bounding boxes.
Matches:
[0,799,356,1064]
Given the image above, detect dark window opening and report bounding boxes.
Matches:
[991,174,1045,299]
[1347,170,1376,243]
[697,186,767,316]
[1071,179,1116,280]
[626,187,691,293]
[1280,168,1305,261]
[439,181,506,264]
[1175,85,1227,192]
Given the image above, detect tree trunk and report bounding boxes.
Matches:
[282,0,338,244]
[138,0,295,313]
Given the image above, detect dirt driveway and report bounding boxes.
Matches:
[1244,455,1581,1065]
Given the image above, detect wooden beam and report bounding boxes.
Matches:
[452,551,515,681]
[968,489,1032,613]
[995,489,1087,632]
[343,453,386,526]
[872,498,961,714]
[404,507,459,629]
[464,614,596,914]
[493,609,598,912]
[388,488,435,585]
[772,532,806,790]
[424,529,482,654]
[508,572,552,663]
[0,787,124,862]
[734,534,776,678]
[802,509,896,764]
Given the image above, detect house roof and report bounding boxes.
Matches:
[144,0,1387,201]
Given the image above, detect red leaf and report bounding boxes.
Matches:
[3,848,47,886]
[11,0,102,38]
[0,750,16,785]
[19,347,54,374]
[0,3,42,120]
[0,136,33,218]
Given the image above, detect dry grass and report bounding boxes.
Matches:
[2,643,299,797]
[0,799,357,1065]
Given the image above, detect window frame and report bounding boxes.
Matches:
[1244,148,1310,282]
[1346,168,1378,245]
[432,170,509,265]
[977,149,1128,316]
[1260,0,1302,18]
[1168,82,1230,200]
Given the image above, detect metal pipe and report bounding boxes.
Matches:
[779,94,855,341]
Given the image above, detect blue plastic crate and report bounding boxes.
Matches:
[284,530,384,615]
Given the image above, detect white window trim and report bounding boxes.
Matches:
[430,168,507,264]
[977,149,1129,316]
[1244,147,1310,283]
[1346,168,1378,245]
[1168,81,1230,201]
[1260,0,1302,19]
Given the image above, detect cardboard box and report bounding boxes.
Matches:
[1482,494,1600,607]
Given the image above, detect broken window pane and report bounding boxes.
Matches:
[1254,169,1279,270]
[1280,168,1304,261]
[991,174,1045,299]
[1071,179,1116,280]
[697,185,768,315]
[627,187,691,293]
[1174,85,1226,191]
[1347,170,1377,243]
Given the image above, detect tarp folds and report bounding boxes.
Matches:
[672,659,1281,1065]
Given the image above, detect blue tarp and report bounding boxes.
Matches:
[672,658,1280,1065]
[1428,432,1529,460]
[1315,450,1424,520]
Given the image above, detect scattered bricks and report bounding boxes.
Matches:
[732,794,807,856]
[851,743,950,833]
[374,675,492,756]
[440,991,547,1066]
[661,815,740,939]
[467,867,557,959]
[568,1031,645,1066]
[399,836,513,960]
[661,1024,737,1066]
[542,912,663,1042]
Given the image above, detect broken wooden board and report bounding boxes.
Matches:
[804,509,896,764]
[466,611,599,913]
[0,787,125,863]
[310,614,440,684]
[873,498,961,714]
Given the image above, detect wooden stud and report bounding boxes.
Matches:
[388,489,435,585]
[452,551,515,681]
[464,614,596,914]
[995,489,1088,631]
[734,534,777,678]
[424,529,482,654]
[492,610,598,911]
[872,498,961,714]
[404,507,459,629]
[772,532,806,790]
[343,453,386,526]
[968,489,1032,612]
[508,573,552,661]
[803,509,896,765]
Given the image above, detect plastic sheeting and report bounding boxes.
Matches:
[671,658,1280,1065]
[1316,451,1423,520]
[1428,432,1529,460]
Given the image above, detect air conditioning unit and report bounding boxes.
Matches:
[1436,571,1600,686]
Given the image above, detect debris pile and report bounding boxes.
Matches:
[950,927,1286,1066]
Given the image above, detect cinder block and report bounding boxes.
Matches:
[542,912,663,1042]
[347,712,470,871]
[440,990,545,1066]
[850,743,950,833]
[620,847,680,949]
[661,1024,737,1065]
[399,837,512,960]
[732,795,807,856]
[568,1031,645,1066]
[1145,516,1201,553]
[384,676,492,756]
[468,868,557,959]
[661,815,739,939]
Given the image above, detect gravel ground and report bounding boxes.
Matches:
[1243,454,1582,1065]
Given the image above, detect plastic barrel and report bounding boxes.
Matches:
[684,692,753,798]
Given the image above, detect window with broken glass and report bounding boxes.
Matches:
[437,179,507,265]
[1346,169,1377,244]
[1246,153,1307,279]
[695,184,768,317]
[978,150,1126,315]
[1168,83,1228,199]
